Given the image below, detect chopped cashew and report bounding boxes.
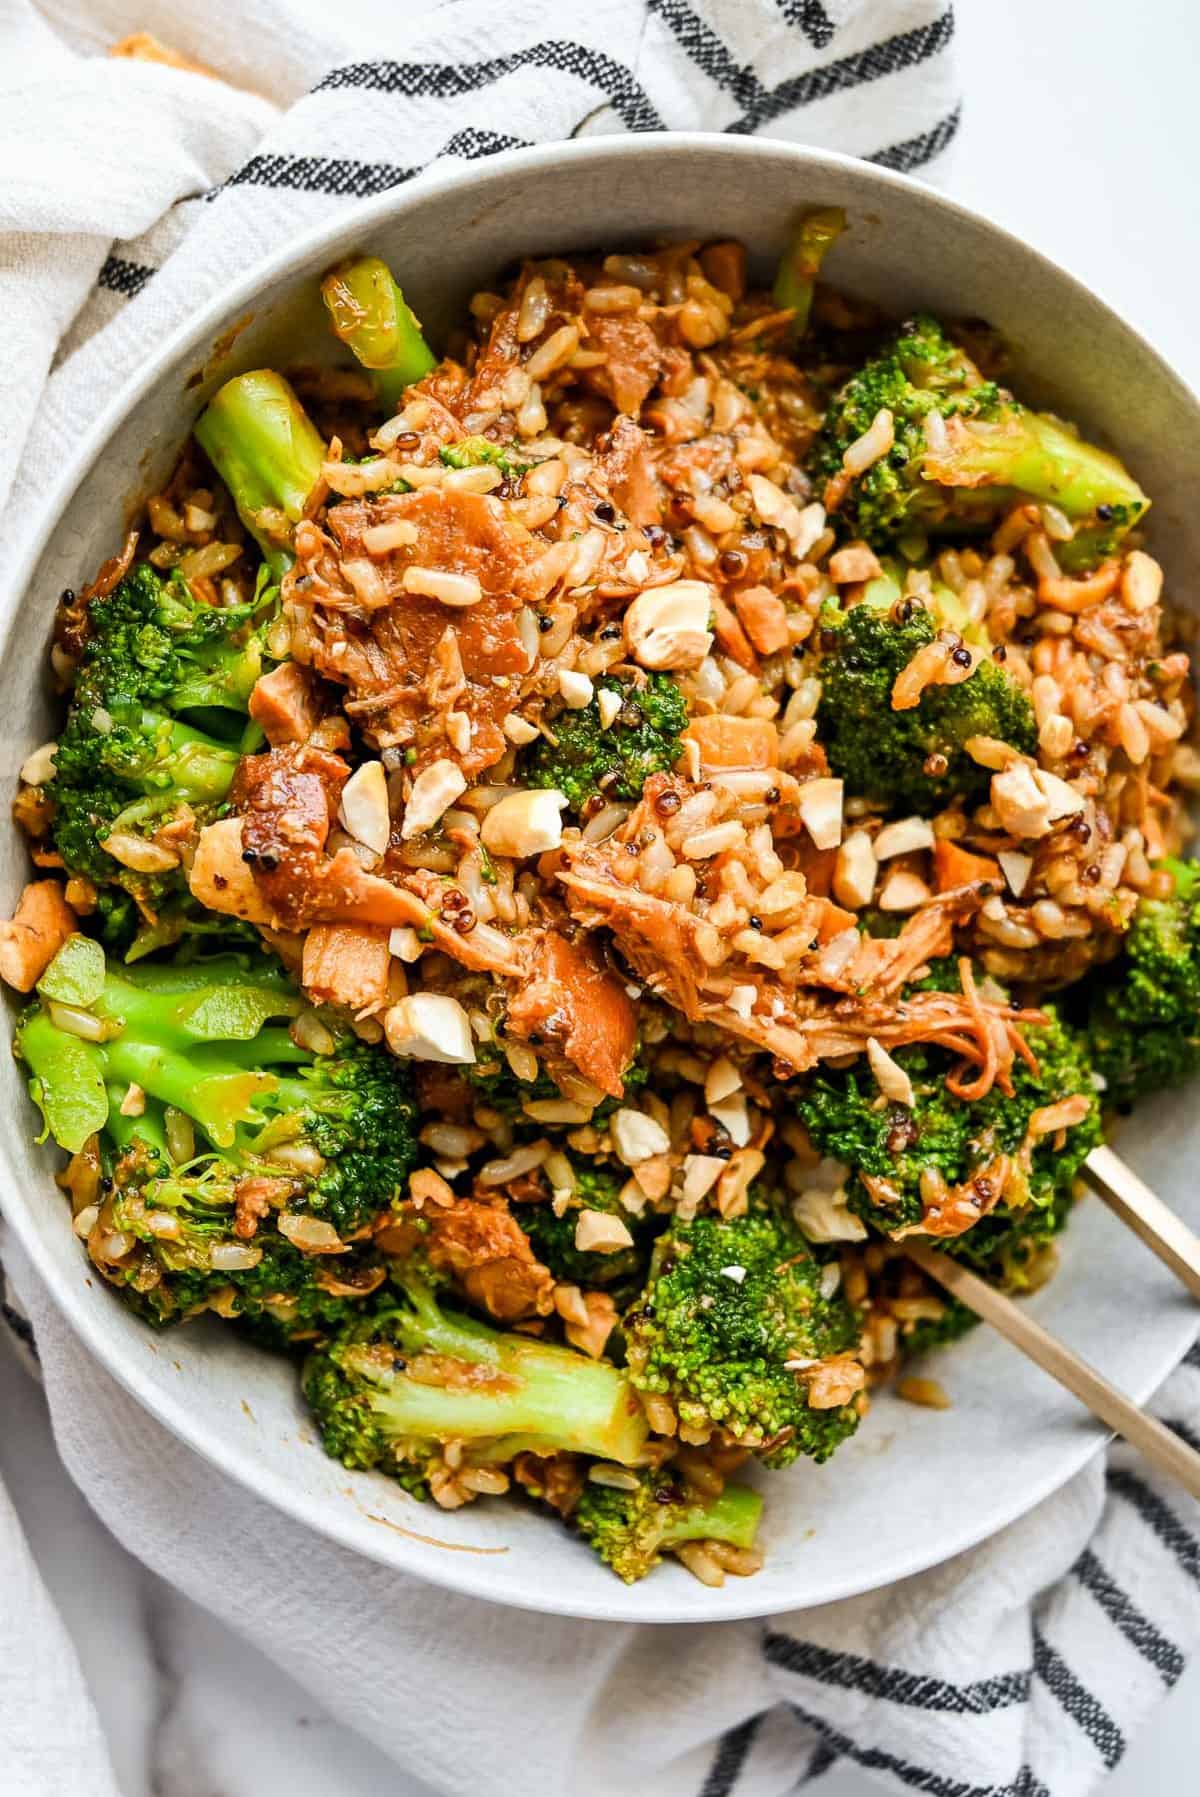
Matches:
[480,789,566,858]
[574,1210,635,1254]
[401,759,468,840]
[998,851,1034,897]
[623,580,714,670]
[704,1055,741,1105]
[558,669,594,709]
[833,831,878,908]
[877,868,931,912]
[872,815,935,860]
[796,777,844,850]
[792,1185,866,1244]
[681,1154,726,1203]
[709,1090,751,1146]
[610,1108,671,1165]
[339,759,391,854]
[19,741,57,786]
[866,1037,915,1106]
[384,992,476,1064]
[990,762,1052,838]
[597,688,623,729]
[1033,768,1086,821]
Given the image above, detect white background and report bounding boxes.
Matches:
[5,1,1199,1793]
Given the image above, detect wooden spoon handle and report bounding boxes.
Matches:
[1083,1143,1200,1302]
[907,1241,1200,1501]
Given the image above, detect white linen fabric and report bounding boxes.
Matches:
[1,3,1197,1795]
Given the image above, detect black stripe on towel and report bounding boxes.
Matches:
[647,0,769,113]
[726,8,955,133]
[1072,1547,1185,1686]
[1162,1414,1200,1454]
[764,1633,1029,1714]
[1032,1628,1125,1769]
[316,42,663,133]
[698,1714,762,1797]
[227,129,529,200]
[784,1701,1050,1797]
[97,255,156,297]
[1109,1467,1200,1583]
[773,0,839,51]
[869,102,962,172]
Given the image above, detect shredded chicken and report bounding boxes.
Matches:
[425,1195,556,1321]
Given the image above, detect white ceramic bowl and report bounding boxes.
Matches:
[4,136,1199,1624]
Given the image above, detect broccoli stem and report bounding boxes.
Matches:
[18,1011,109,1153]
[773,207,846,339]
[926,410,1148,550]
[133,715,243,804]
[100,1037,274,1149]
[361,1289,648,1463]
[105,1088,168,1157]
[659,1482,764,1553]
[320,257,437,412]
[194,371,326,577]
[91,960,302,1048]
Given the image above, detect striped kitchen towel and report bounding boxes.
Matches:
[2,4,1197,1797]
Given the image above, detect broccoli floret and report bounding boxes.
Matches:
[795,1005,1100,1245]
[17,943,419,1323]
[523,674,687,814]
[1087,857,1200,1105]
[575,1468,763,1584]
[98,1108,391,1336]
[46,562,264,952]
[624,1203,863,1466]
[320,257,437,413]
[811,314,1148,565]
[816,585,1036,809]
[302,1272,649,1491]
[194,370,327,575]
[521,1163,663,1291]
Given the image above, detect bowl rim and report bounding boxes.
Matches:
[5,130,1200,1623]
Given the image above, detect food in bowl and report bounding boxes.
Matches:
[4,215,1196,1586]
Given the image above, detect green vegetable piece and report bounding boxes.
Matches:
[194,370,326,576]
[17,949,421,1325]
[18,1010,109,1153]
[575,1469,763,1583]
[1088,857,1200,1104]
[625,1203,862,1466]
[438,436,526,475]
[47,561,266,951]
[521,1162,661,1291]
[773,205,846,339]
[810,314,1149,565]
[816,585,1036,809]
[795,1002,1100,1257]
[304,1276,649,1480]
[523,673,688,814]
[36,934,106,1008]
[321,257,437,412]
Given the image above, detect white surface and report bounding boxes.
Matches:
[4,0,1200,1789]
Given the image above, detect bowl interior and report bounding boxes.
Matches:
[3,137,1199,1623]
